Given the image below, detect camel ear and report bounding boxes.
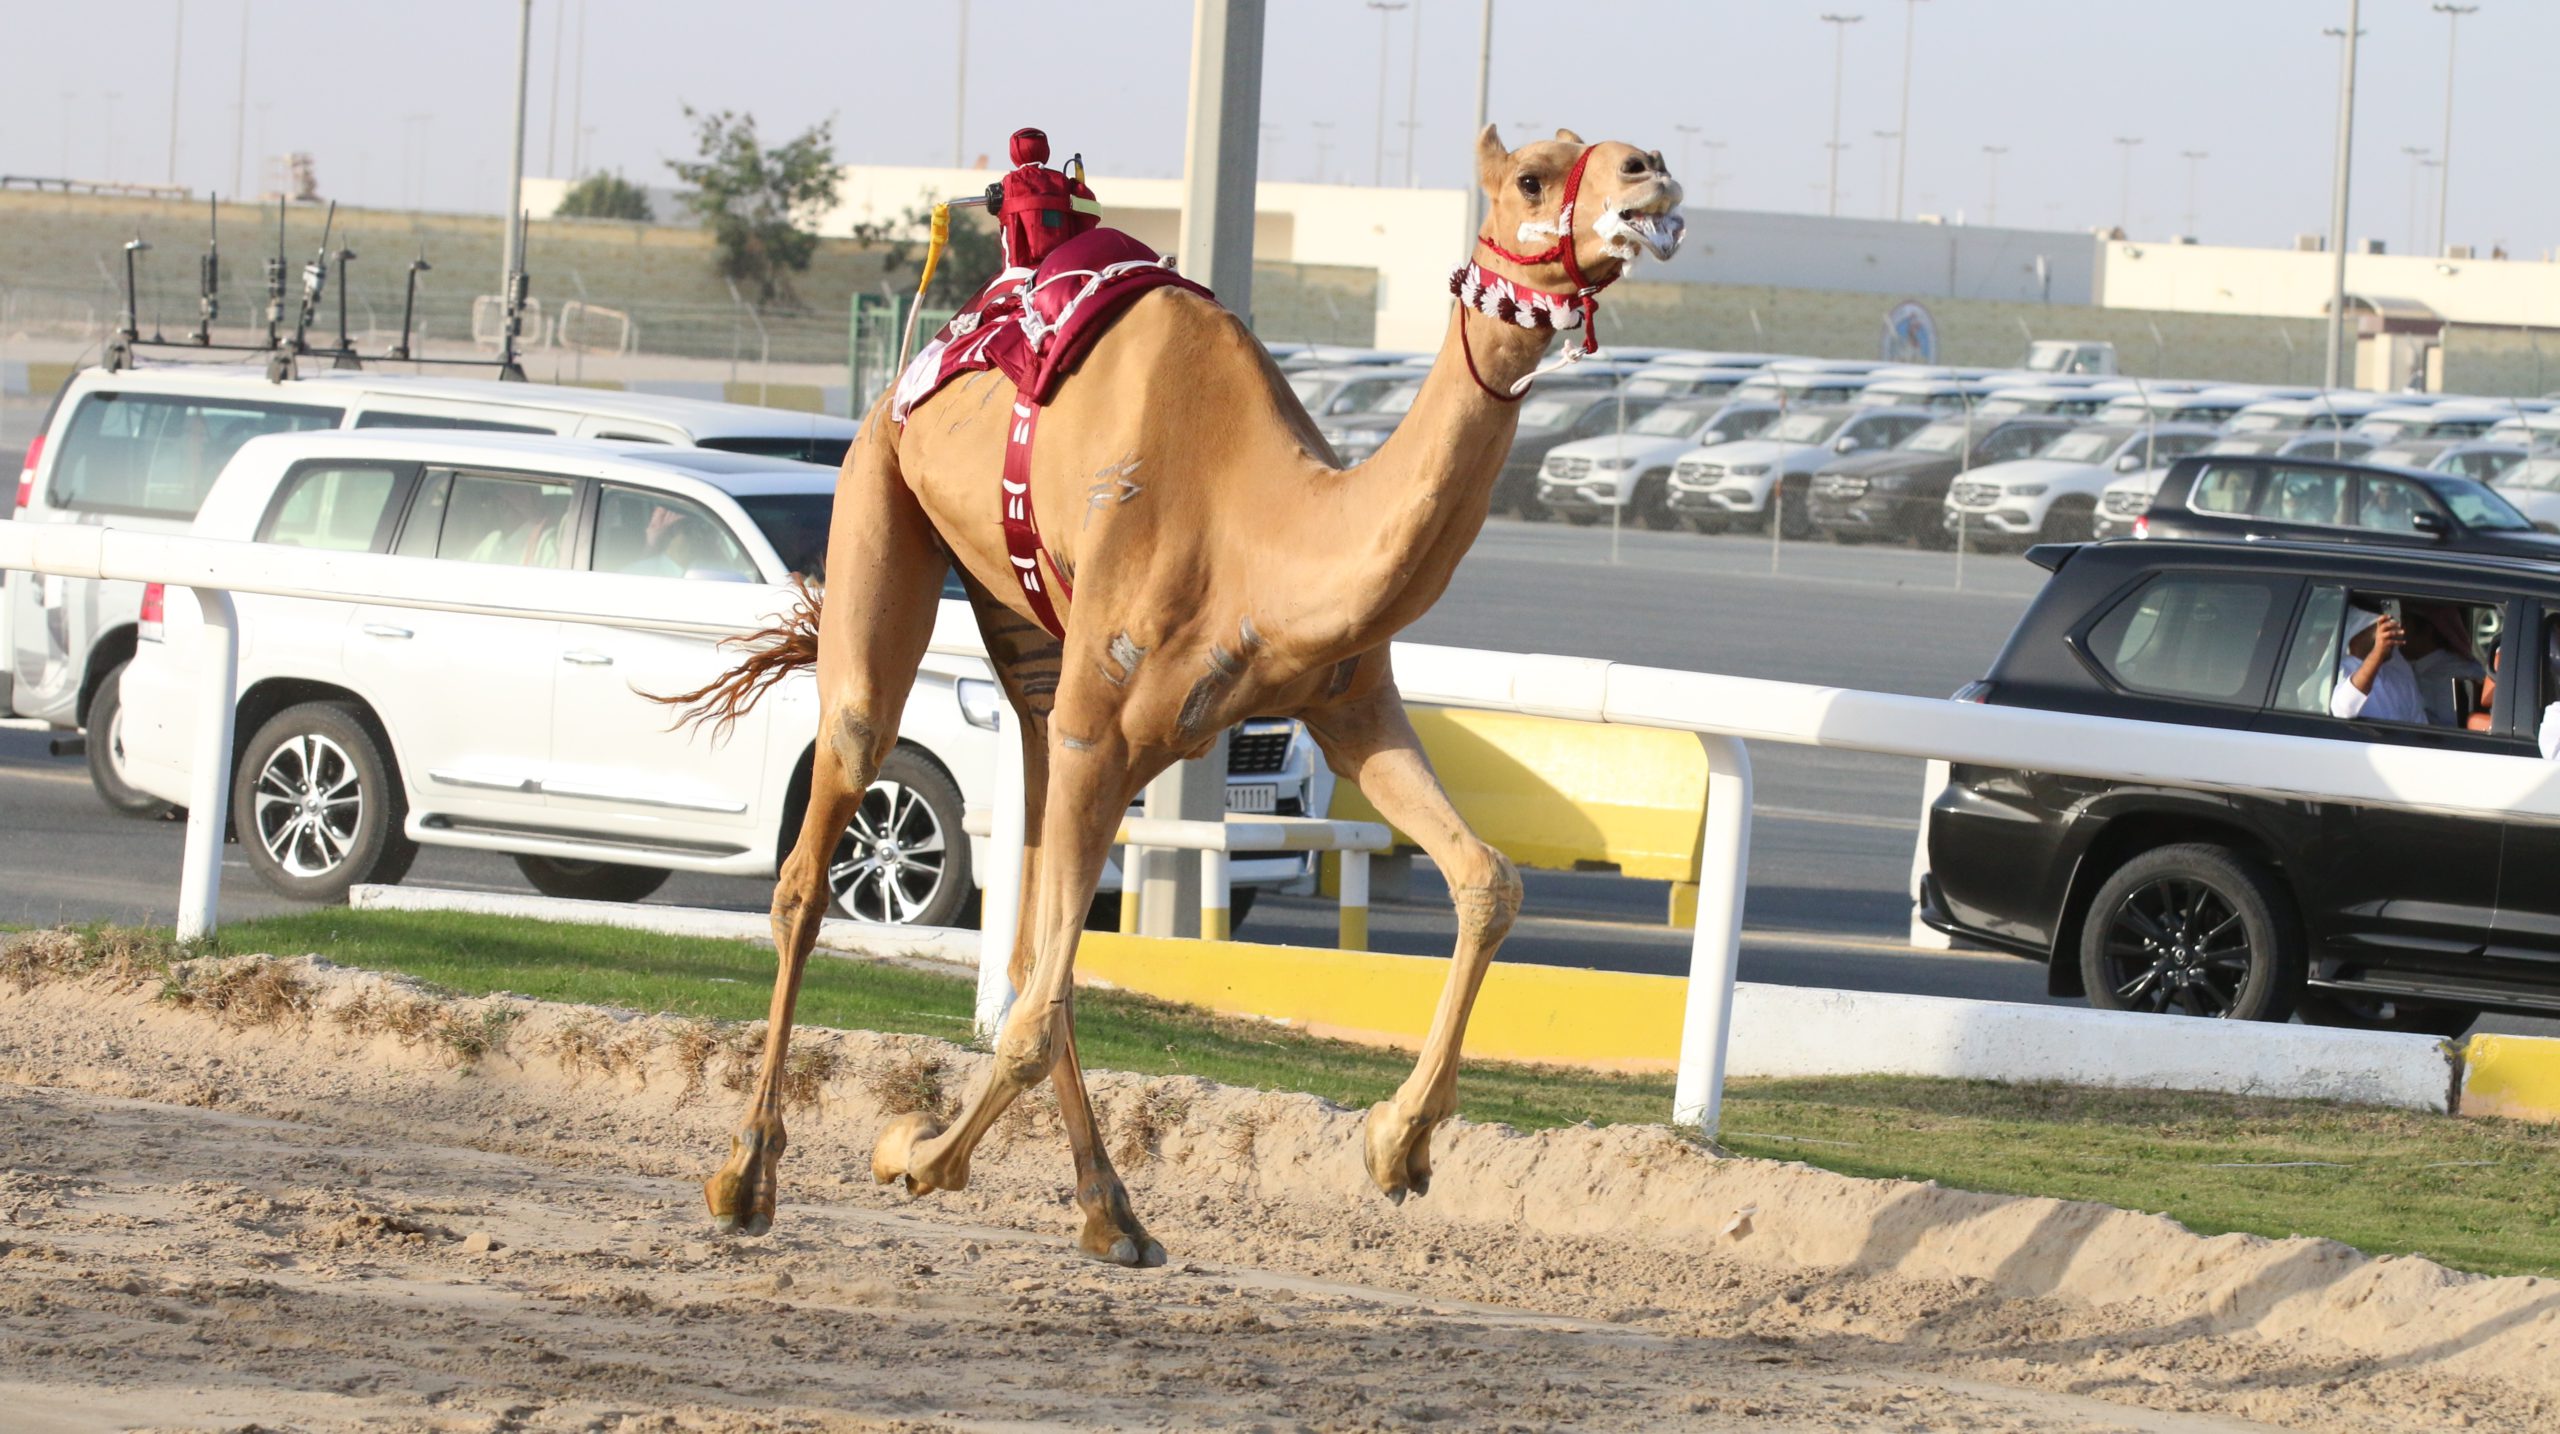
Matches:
[1476,124,1509,192]
[1554,128,1585,146]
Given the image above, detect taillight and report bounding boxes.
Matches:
[2132,515,2151,539]
[139,582,165,642]
[13,432,40,513]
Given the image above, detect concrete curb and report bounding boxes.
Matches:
[344,885,2462,1113]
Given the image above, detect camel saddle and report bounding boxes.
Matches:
[891,131,1216,639]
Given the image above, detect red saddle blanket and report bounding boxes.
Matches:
[890,227,1214,424]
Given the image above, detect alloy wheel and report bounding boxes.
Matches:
[251,733,365,879]
[2097,876,2252,1016]
[829,779,951,924]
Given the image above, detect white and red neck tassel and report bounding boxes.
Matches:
[1449,261,1586,333]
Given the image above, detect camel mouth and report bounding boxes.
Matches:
[1599,206,1686,263]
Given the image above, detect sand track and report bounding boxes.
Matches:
[2,953,2553,1432]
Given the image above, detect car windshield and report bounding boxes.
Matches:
[735,492,833,580]
[1903,421,1970,454]
[2505,456,2560,491]
[1973,397,2030,418]
[2043,430,2120,463]
[1768,410,1849,443]
[1632,406,1711,438]
[2366,447,2429,468]
[1516,396,1583,429]
[2228,411,2293,432]
[2433,480,2534,531]
[2358,420,2411,443]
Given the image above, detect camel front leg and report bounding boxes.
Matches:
[1306,686,1521,1201]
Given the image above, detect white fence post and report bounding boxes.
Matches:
[973,710,1026,1038]
[175,589,239,943]
[1339,848,1371,950]
[1672,733,1752,1132]
[1200,847,1231,940]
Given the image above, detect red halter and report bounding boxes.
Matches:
[1461,145,1613,400]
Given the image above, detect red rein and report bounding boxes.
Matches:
[1459,146,1611,402]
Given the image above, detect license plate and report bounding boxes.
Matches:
[1226,783,1277,814]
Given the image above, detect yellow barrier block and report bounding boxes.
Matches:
[1667,881,1700,929]
[724,381,825,413]
[1074,931,1683,1072]
[2459,1033,2560,1122]
[1327,707,1709,884]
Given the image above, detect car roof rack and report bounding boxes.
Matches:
[103,195,529,384]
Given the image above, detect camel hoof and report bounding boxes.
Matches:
[1362,1100,1436,1203]
[1106,1235,1169,1268]
[871,1110,949,1194]
[704,1123,785,1235]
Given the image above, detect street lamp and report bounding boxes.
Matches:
[1673,122,1701,180]
[2112,135,2141,234]
[1873,130,1898,219]
[1819,13,1862,218]
[166,0,184,186]
[2431,4,2477,257]
[1981,143,2006,226]
[2322,7,2366,391]
[1700,139,1727,209]
[1310,119,1336,185]
[2401,145,2432,255]
[2180,149,2208,239]
[1366,0,1408,187]
[1892,0,1928,221]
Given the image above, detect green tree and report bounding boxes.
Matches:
[852,200,1005,310]
[667,107,842,310]
[555,170,655,221]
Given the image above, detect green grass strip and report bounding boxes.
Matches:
[202,908,2560,1278]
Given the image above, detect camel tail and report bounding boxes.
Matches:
[652,574,823,740]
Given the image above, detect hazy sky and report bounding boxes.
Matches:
[9,0,2555,259]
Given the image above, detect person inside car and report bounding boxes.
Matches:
[2401,603,2488,728]
[2332,605,2425,723]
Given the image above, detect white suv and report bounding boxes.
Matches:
[1943,422,2221,547]
[117,430,1329,924]
[4,362,862,815]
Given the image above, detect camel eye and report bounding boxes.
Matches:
[1517,173,1542,201]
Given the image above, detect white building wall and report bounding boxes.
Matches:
[2097,239,2560,326]
[1653,209,2102,305]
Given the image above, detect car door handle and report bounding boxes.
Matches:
[561,650,614,666]
[361,623,413,639]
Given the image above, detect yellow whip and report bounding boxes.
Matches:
[894,195,990,376]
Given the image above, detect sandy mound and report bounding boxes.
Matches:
[2,948,2552,1432]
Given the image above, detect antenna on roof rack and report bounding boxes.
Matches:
[290,200,337,362]
[189,195,220,346]
[262,201,289,376]
[495,208,529,382]
[389,250,430,362]
[106,232,151,371]
[330,231,361,370]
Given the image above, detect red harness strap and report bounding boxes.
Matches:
[1474,146,1606,359]
[1000,399,1073,640]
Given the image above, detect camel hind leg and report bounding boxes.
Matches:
[705,420,946,1235]
[1303,672,1521,1201]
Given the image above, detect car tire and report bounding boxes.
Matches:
[1564,511,1601,527]
[1516,491,1552,522]
[2047,497,2097,544]
[1777,483,1815,540]
[85,663,170,819]
[2295,990,2478,1039]
[1634,472,1678,531]
[513,855,671,903]
[2079,843,2303,1022]
[232,701,420,904]
[1687,515,1726,535]
[1915,515,1955,550]
[826,747,973,928]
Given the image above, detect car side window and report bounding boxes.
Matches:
[258,462,410,553]
[590,485,757,581]
[1977,426,2046,464]
[2153,433,2215,462]
[48,391,342,518]
[1571,402,1622,438]
[2271,586,2351,715]
[434,472,579,569]
[2187,463,2259,514]
[2251,467,2350,527]
[2354,475,2435,533]
[2085,574,2282,704]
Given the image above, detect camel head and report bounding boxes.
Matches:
[1473,126,1687,290]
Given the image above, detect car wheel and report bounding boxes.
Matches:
[1634,472,1678,531]
[827,747,973,927]
[1564,511,1601,527]
[1830,526,1868,545]
[85,663,170,818]
[1687,515,1726,535]
[1778,483,1815,540]
[513,855,671,903]
[232,701,419,904]
[1516,491,1552,522]
[2079,843,2303,1022]
[2047,497,2097,544]
[2295,990,2478,1038]
[1915,515,1954,551]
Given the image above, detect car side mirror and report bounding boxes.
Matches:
[2116,452,2145,473]
[1834,436,1860,453]
[2411,510,2450,538]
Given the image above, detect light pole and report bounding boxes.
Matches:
[1259,121,1283,173]
[231,0,248,197]
[1366,1,1407,186]
[2322,7,2364,391]
[166,0,184,185]
[2112,135,2141,234]
[1981,143,2005,225]
[2402,145,2432,255]
[1873,130,1897,219]
[1820,13,1862,218]
[2180,149,2208,238]
[568,0,588,179]
[952,0,970,167]
[1701,139,1727,209]
[2431,4,2477,257]
[1403,0,1422,188]
[1892,0,1926,221]
[545,0,563,176]
[1310,119,1335,183]
[1674,122,1700,181]
[502,0,532,290]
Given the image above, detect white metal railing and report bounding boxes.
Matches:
[14,516,2560,1138]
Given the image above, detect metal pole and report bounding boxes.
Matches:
[569,0,587,178]
[231,0,247,197]
[2114,135,2141,233]
[952,0,969,168]
[1982,144,2005,226]
[545,0,563,177]
[1367,1,1406,187]
[1467,0,1491,242]
[1821,14,1861,218]
[176,589,239,942]
[167,0,185,186]
[2433,4,2475,257]
[2181,149,2207,238]
[973,707,1025,1037]
[2402,146,2429,256]
[2323,6,2362,392]
[1151,0,1263,938]
[1403,0,1422,188]
[502,0,532,290]
[1672,734,1751,1131]
[1873,130,1896,219]
[1893,0,1924,222]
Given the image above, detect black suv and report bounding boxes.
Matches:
[1922,537,2560,1035]
[1808,415,2080,548]
[2137,453,2560,559]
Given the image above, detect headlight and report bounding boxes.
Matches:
[956,677,1003,731]
[2006,483,2048,497]
[1731,463,1771,476]
[1594,456,1636,470]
